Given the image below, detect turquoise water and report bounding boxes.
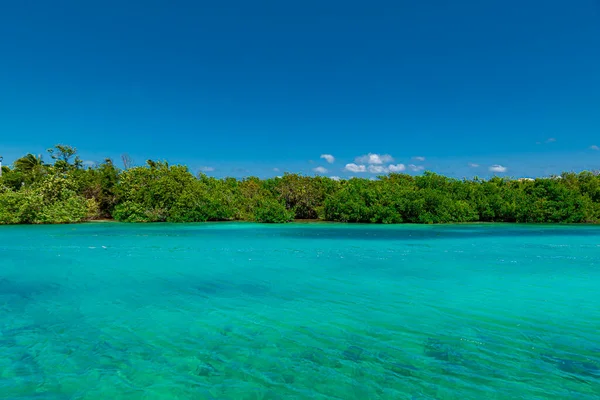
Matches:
[1,223,599,399]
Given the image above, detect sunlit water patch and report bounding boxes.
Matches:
[1,223,599,399]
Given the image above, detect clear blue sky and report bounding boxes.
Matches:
[1,0,599,178]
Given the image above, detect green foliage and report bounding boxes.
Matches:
[252,197,295,223]
[0,191,43,224]
[34,196,89,224]
[0,173,90,224]
[112,201,150,223]
[47,144,82,169]
[2,144,600,225]
[73,159,120,217]
[168,178,238,222]
[113,162,197,222]
[270,174,339,219]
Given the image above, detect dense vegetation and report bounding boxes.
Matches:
[1,145,600,224]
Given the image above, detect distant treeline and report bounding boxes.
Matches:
[1,145,600,224]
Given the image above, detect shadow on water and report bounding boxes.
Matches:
[541,353,600,383]
[0,278,60,301]
[419,329,600,390]
[279,226,600,241]
[162,276,273,300]
[62,223,600,243]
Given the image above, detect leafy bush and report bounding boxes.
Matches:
[112,201,152,222]
[35,197,88,224]
[253,198,294,223]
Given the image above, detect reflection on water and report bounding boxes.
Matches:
[0,223,599,399]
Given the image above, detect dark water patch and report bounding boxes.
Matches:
[342,345,365,362]
[541,353,600,379]
[279,226,600,242]
[47,223,600,243]
[166,277,274,300]
[0,324,40,346]
[423,337,464,364]
[294,346,343,369]
[387,361,419,377]
[236,282,272,297]
[297,347,327,365]
[0,278,60,300]
[219,324,234,336]
[92,339,134,372]
[192,280,229,296]
[63,224,275,241]
[13,350,45,379]
[196,361,220,377]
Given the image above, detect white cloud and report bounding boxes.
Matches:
[388,164,406,172]
[313,166,328,174]
[329,176,341,181]
[590,145,599,151]
[468,163,480,168]
[368,165,387,173]
[82,160,96,167]
[273,167,280,172]
[412,156,426,162]
[344,163,367,173]
[408,164,425,172]
[346,162,408,174]
[546,138,556,143]
[355,153,394,165]
[199,166,215,172]
[320,154,335,164]
[489,164,507,173]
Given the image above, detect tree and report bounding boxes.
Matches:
[10,153,47,187]
[14,154,44,173]
[121,153,134,169]
[47,144,83,170]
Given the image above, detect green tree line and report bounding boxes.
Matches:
[1,145,600,224]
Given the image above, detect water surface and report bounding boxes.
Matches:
[1,223,599,399]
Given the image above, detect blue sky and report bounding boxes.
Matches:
[1,0,599,179]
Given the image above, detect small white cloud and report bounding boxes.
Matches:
[82,160,96,167]
[199,166,215,172]
[590,145,599,151]
[329,176,341,181]
[546,138,556,143]
[273,167,280,172]
[320,154,335,164]
[355,153,394,165]
[344,163,367,173]
[412,156,426,162]
[489,164,507,173]
[468,163,480,168]
[408,164,424,172]
[313,166,328,174]
[368,165,387,173]
[388,164,406,172]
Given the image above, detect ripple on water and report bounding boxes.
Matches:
[1,223,600,399]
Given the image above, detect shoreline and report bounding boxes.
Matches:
[7,219,596,227]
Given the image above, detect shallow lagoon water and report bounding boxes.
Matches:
[1,223,599,399]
